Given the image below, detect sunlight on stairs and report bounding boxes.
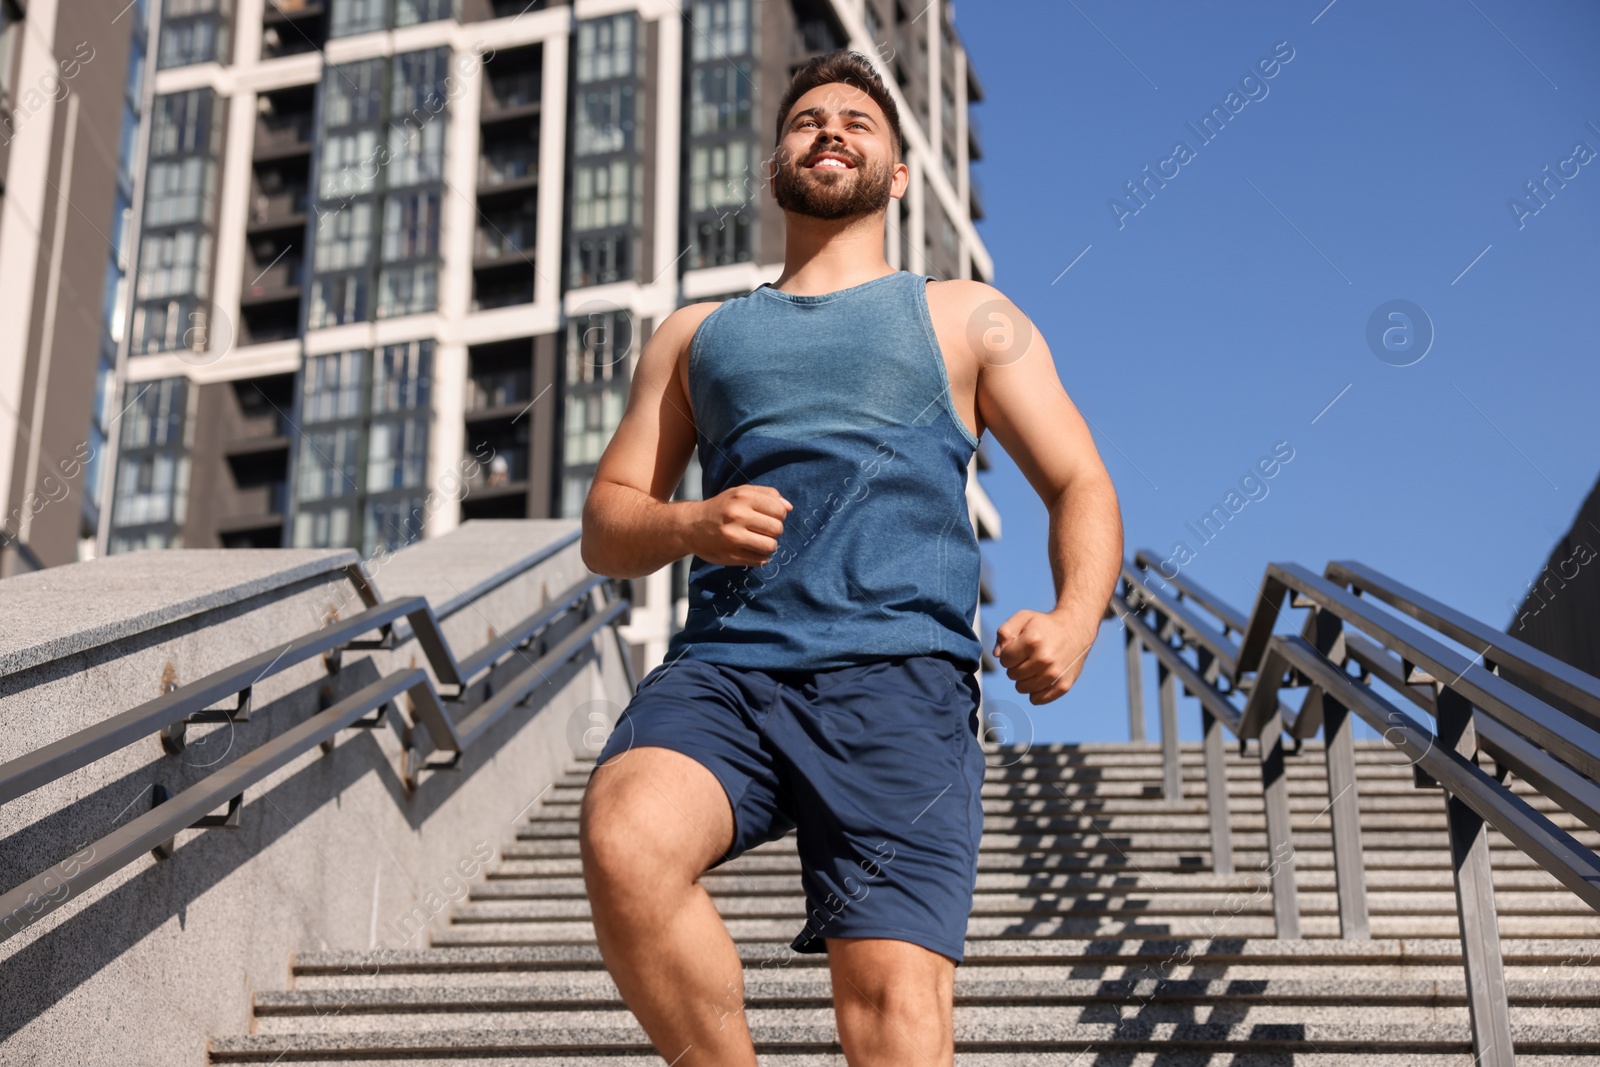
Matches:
[209,740,1600,1065]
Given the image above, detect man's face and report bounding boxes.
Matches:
[772,83,901,221]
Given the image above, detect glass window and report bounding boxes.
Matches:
[296,426,362,502]
[313,201,375,271]
[575,83,635,155]
[563,383,626,466]
[158,19,217,69]
[329,0,386,38]
[689,141,752,213]
[318,129,380,200]
[381,191,439,262]
[366,416,427,490]
[309,275,369,328]
[149,90,212,156]
[690,0,751,62]
[573,160,636,230]
[293,505,353,548]
[391,48,448,117]
[101,261,128,344]
[576,14,636,83]
[302,350,367,423]
[372,340,431,412]
[322,59,384,127]
[385,119,444,187]
[143,158,211,227]
[136,230,207,300]
[565,309,631,384]
[117,104,140,192]
[363,496,425,556]
[111,190,134,270]
[125,36,147,107]
[690,62,752,135]
[395,0,453,27]
[113,453,189,526]
[121,377,188,449]
[376,263,437,317]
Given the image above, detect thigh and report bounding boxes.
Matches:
[587,657,794,871]
[772,656,986,963]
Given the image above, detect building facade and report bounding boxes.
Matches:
[0,0,153,575]
[92,0,1001,677]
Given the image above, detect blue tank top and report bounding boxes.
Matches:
[665,269,985,673]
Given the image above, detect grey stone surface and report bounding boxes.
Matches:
[0,522,625,1067]
[0,546,357,674]
[362,520,582,622]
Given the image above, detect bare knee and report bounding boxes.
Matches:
[830,940,955,1063]
[579,748,731,905]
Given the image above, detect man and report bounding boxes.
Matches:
[578,49,1122,1066]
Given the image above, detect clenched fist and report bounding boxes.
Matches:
[994,609,1096,705]
[689,484,793,568]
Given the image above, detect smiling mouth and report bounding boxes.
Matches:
[805,154,855,170]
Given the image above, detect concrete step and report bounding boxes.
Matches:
[290,959,1590,992]
[509,826,1587,856]
[491,843,1555,871]
[513,814,1598,840]
[289,938,1600,977]
[255,974,1600,1014]
[477,867,1576,895]
[531,790,1572,816]
[200,1054,1600,1067]
[243,1002,1599,1038]
[208,1020,1599,1059]
[426,914,1600,945]
[446,891,1597,923]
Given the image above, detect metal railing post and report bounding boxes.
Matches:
[1435,684,1515,1066]
[1307,606,1369,939]
[1201,706,1234,874]
[1157,656,1181,802]
[1257,710,1300,938]
[1321,698,1369,938]
[1124,623,1146,742]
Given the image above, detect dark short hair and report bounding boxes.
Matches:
[774,49,904,163]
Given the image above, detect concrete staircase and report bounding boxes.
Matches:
[210,740,1600,1064]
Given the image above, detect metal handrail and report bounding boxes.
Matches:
[1326,558,1600,732]
[0,545,629,945]
[1120,553,1600,1067]
[1133,547,1249,635]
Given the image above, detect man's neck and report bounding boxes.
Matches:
[771,214,894,295]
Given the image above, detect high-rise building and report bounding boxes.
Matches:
[94,0,1000,675]
[0,0,153,575]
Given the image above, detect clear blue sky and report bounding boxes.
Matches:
[960,0,1600,744]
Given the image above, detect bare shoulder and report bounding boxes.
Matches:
[643,301,724,405]
[925,278,1038,370]
[924,277,1010,317]
[648,300,723,356]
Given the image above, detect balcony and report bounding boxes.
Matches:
[467,367,533,415]
[476,213,536,266]
[261,0,327,60]
[479,140,540,192]
[969,174,985,222]
[482,57,541,121]
[255,111,312,161]
[967,112,983,161]
[241,248,302,305]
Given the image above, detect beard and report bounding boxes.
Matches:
[772,144,895,220]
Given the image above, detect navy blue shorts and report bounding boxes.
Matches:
[590,653,986,964]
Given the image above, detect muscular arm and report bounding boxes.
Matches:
[968,284,1124,703]
[580,305,792,580]
[579,308,706,579]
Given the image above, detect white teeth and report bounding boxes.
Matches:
[812,159,848,168]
